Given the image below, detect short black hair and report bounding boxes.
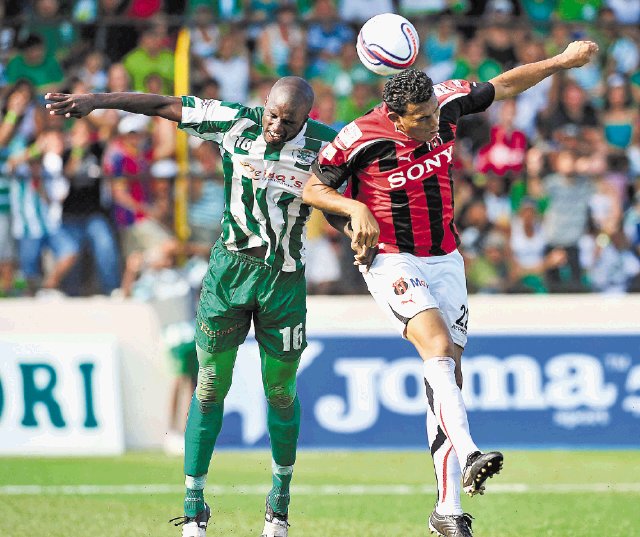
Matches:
[383,69,435,116]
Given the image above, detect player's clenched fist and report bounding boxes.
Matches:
[45,93,95,118]
[558,41,599,69]
[349,203,380,251]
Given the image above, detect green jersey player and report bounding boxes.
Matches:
[46,77,337,537]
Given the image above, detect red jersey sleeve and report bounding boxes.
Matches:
[434,80,495,125]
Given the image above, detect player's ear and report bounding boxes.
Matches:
[387,110,400,125]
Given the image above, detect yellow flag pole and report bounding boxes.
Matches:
[174,27,191,247]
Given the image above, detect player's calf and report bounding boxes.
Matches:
[462,451,504,496]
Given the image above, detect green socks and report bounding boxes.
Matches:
[184,475,207,518]
[268,461,294,515]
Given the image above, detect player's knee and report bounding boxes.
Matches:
[266,384,296,409]
[196,365,231,410]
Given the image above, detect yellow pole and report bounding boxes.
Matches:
[174,27,190,246]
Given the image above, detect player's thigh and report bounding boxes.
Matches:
[254,267,307,362]
[362,252,439,337]
[195,243,257,354]
[423,250,469,349]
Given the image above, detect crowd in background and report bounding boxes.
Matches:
[1,0,640,301]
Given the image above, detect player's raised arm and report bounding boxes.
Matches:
[303,174,380,251]
[489,40,599,101]
[45,92,182,122]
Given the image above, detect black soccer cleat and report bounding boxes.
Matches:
[169,503,211,537]
[462,451,504,496]
[429,509,474,537]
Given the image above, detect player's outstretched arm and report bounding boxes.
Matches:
[489,40,599,101]
[45,92,182,122]
[303,174,379,252]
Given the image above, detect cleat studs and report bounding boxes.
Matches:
[487,462,492,467]
[482,468,487,473]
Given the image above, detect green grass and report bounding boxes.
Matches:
[0,451,638,537]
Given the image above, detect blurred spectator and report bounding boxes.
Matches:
[202,33,250,103]
[602,75,638,151]
[144,73,177,163]
[255,5,304,77]
[512,39,553,138]
[537,79,599,143]
[481,174,512,229]
[319,43,378,98]
[623,191,640,259]
[423,17,460,83]
[188,0,245,21]
[311,90,346,131]
[477,99,527,178]
[20,0,78,63]
[338,0,394,23]
[127,0,163,19]
[188,140,224,250]
[605,0,640,25]
[123,26,175,94]
[508,199,566,293]
[4,33,64,92]
[9,129,77,295]
[336,82,378,124]
[481,22,517,70]
[459,198,494,260]
[399,0,453,17]
[555,0,602,23]
[93,0,139,63]
[0,83,32,296]
[520,0,557,26]
[78,50,108,93]
[189,5,220,62]
[589,230,640,292]
[103,114,173,259]
[452,38,502,82]
[466,230,509,293]
[58,119,120,295]
[306,0,354,72]
[541,150,593,292]
[607,27,639,76]
[278,46,320,80]
[305,210,342,294]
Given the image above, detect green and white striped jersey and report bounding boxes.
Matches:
[179,96,337,272]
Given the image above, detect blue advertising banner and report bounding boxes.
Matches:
[217,335,640,449]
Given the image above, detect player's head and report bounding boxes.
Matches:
[383,69,440,143]
[263,77,314,145]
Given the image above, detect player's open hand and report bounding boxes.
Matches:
[45,93,95,118]
[349,203,379,252]
[559,41,599,69]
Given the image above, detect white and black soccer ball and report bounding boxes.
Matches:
[356,13,420,77]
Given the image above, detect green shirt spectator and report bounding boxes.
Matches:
[4,34,63,91]
[521,0,558,24]
[123,28,175,94]
[336,83,378,124]
[452,39,502,83]
[556,0,602,21]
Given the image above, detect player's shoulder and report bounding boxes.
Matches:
[433,79,476,104]
[333,105,397,151]
[304,118,338,143]
[183,96,263,124]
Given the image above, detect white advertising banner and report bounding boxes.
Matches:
[0,335,124,455]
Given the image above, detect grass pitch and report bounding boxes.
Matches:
[0,450,638,537]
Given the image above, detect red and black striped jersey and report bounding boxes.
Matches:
[312,80,495,257]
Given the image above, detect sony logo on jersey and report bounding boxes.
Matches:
[387,145,454,189]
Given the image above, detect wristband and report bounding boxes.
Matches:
[3,110,18,125]
[27,144,42,159]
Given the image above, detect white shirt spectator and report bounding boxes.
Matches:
[510,217,546,269]
[339,0,394,22]
[204,55,250,103]
[606,0,640,24]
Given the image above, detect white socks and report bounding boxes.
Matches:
[423,357,479,472]
[426,410,463,516]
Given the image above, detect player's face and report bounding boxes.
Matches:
[391,95,440,143]
[262,100,308,145]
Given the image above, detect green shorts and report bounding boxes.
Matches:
[196,241,307,361]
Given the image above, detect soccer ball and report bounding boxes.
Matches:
[356,13,420,77]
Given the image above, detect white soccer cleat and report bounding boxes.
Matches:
[170,503,211,537]
[261,498,289,537]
